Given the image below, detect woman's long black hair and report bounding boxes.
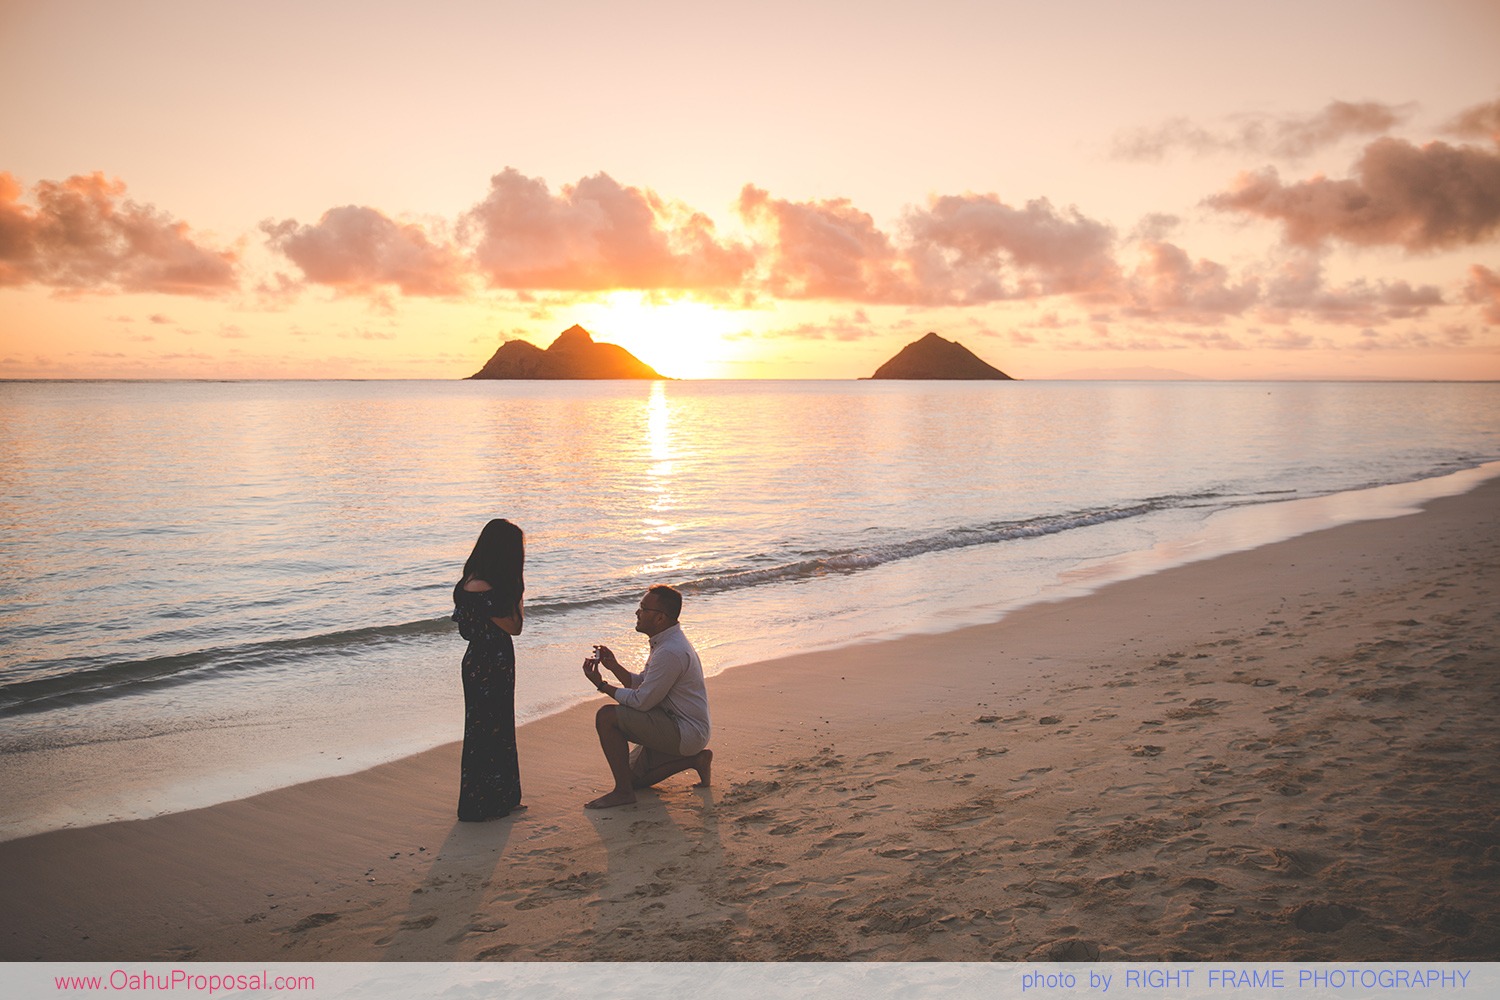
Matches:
[459,518,525,615]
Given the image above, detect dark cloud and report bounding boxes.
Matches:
[1442,99,1500,145]
[1113,100,1410,163]
[1268,101,1412,159]
[465,169,753,291]
[1206,138,1500,251]
[262,205,466,296]
[0,172,237,293]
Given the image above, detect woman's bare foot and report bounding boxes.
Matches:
[693,748,713,787]
[459,802,529,822]
[585,789,637,809]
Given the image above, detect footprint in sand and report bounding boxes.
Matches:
[1165,698,1229,720]
[452,921,506,941]
[399,914,438,930]
[514,871,605,910]
[915,797,1000,831]
[1026,879,1081,899]
[721,780,782,805]
[1029,939,1102,961]
[288,912,340,934]
[1285,901,1358,932]
[815,832,867,848]
[732,809,778,825]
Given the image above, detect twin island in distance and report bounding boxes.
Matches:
[467,325,1014,381]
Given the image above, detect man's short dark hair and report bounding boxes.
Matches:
[647,584,682,622]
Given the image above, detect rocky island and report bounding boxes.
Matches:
[468,325,665,379]
[867,332,1014,380]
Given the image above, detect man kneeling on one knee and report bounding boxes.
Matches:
[582,584,712,809]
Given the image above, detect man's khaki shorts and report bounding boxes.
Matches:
[615,704,683,776]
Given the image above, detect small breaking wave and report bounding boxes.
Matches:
[0,492,1236,716]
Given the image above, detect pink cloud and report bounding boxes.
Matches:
[1123,241,1259,321]
[1350,326,1465,352]
[0,172,237,293]
[738,187,1120,305]
[1259,251,1444,325]
[1206,138,1500,251]
[737,185,916,302]
[734,309,880,342]
[262,205,466,296]
[1465,264,1500,324]
[465,169,752,291]
[1259,329,1320,350]
[905,193,1120,301]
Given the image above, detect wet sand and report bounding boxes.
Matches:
[2,479,1497,961]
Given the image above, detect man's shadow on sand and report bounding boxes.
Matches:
[584,784,728,955]
[378,812,522,961]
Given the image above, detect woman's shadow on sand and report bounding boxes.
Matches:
[377,812,522,960]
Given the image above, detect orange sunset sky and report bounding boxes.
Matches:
[2,0,1499,380]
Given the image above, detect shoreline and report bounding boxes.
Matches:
[4,463,1496,846]
[2,476,1498,960]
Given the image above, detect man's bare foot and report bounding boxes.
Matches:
[585,789,636,809]
[693,748,713,787]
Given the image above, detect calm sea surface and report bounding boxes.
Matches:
[2,379,1498,839]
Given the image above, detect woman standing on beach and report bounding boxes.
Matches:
[451,518,526,821]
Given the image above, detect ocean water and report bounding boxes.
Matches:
[1,378,1498,840]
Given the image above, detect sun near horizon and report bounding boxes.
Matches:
[564,294,753,381]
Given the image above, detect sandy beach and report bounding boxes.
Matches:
[3,479,1497,963]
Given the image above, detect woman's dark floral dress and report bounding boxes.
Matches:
[451,584,522,820]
